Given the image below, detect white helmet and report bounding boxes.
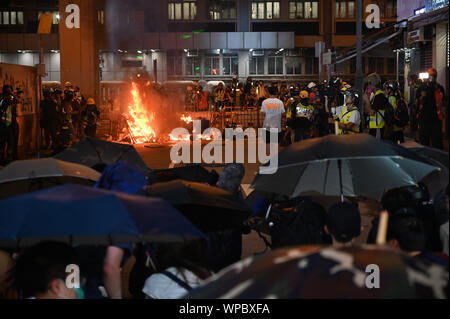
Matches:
[307,82,317,89]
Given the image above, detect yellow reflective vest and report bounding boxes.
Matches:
[338,106,360,135]
[295,102,314,120]
[369,90,385,129]
[0,99,12,127]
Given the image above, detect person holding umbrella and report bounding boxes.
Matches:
[325,202,362,247]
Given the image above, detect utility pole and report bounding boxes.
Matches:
[356,0,365,130]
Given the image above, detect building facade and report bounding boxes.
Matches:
[1,0,400,104]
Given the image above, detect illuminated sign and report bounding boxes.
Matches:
[426,0,449,12]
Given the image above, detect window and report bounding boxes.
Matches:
[335,1,355,19]
[386,0,396,18]
[209,0,236,20]
[286,56,302,74]
[223,50,239,75]
[167,53,183,76]
[186,56,201,75]
[169,1,197,20]
[268,51,283,74]
[251,1,280,20]
[304,50,318,74]
[289,1,318,19]
[3,12,9,24]
[17,11,24,24]
[204,50,220,75]
[249,56,265,75]
[98,10,105,24]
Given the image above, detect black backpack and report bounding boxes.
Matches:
[394,99,409,128]
[380,101,395,126]
[269,201,332,249]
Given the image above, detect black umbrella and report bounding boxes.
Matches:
[147,164,219,186]
[139,179,251,232]
[54,137,149,174]
[252,134,440,201]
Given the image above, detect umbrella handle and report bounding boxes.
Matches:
[376,211,389,245]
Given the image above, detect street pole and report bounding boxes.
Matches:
[356,0,364,131]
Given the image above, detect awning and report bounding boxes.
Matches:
[411,6,449,29]
[336,29,402,64]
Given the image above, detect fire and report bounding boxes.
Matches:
[126,82,157,144]
[181,114,193,124]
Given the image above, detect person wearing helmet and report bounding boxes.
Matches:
[415,68,446,149]
[292,90,315,141]
[364,73,390,139]
[336,90,361,135]
[82,98,100,138]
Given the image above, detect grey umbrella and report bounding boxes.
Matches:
[252,134,441,201]
[54,137,150,174]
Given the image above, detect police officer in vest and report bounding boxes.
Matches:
[292,90,315,142]
[337,90,361,135]
[364,73,390,139]
[0,85,18,164]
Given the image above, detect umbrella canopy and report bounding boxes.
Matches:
[54,137,150,174]
[147,165,218,186]
[0,158,100,199]
[140,180,251,232]
[252,134,440,201]
[186,245,449,299]
[0,184,205,249]
[401,141,449,169]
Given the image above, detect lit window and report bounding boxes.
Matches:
[252,1,280,20]
[10,11,17,25]
[335,1,355,19]
[209,0,236,20]
[289,2,318,19]
[3,12,9,25]
[169,1,197,20]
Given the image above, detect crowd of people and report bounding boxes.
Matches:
[0,160,447,299]
[39,82,100,156]
[257,68,446,149]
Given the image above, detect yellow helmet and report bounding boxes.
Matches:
[300,90,309,99]
[87,98,96,105]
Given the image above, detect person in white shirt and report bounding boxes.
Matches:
[142,240,212,299]
[261,86,285,154]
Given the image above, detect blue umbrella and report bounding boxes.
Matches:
[0,184,205,249]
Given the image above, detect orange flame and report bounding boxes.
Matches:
[127,82,156,144]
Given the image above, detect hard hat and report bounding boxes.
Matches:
[64,81,73,88]
[87,98,95,105]
[300,90,309,99]
[307,82,317,89]
[427,68,437,76]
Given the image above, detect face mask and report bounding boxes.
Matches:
[366,87,373,95]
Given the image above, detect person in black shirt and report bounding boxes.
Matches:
[40,90,58,150]
[415,68,446,149]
